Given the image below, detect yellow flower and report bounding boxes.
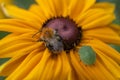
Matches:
[0,0,120,80]
[0,0,12,3]
[0,0,12,18]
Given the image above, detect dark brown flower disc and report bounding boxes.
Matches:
[43,17,82,51]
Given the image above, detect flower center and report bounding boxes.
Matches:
[43,17,82,52]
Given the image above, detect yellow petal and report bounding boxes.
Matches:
[69,0,95,20]
[0,33,43,58]
[76,8,106,24]
[91,2,115,13]
[60,0,70,17]
[83,26,120,45]
[40,56,56,80]
[36,0,56,19]
[36,0,70,17]
[82,0,96,12]
[0,43,42,58]
[93,48,120,79]
[95,59,115,79]
[52,54,62,80]
[24,49,51,80]
[0,0,12,4]
[80,11,114,27]
[0,10,5,18]
[83,59,115,80]
[0,42,34,58]
[0,0,13,18]
[96,61,116,80]
[0,24,33,33]
[110,24,120,35]
[68,0,84,19]
[69,50,90,80]
[0,54,27,76]
[77,45,117,80]
[6,49,43,80]
[88,39,120,64]
[59,51,71,80]
[29,4,48,24]
[0,33,35,50]
[83,14,115,29]
[70,50,115,79]
[0,19,39,31]
[76,2,115,29]
[4,4,41,24]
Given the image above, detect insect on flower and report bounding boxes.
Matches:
[39,27,64,54]
[78,46,96,65]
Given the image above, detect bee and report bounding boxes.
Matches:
[40,27,64,54]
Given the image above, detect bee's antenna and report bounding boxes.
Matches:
[32,31,41,38]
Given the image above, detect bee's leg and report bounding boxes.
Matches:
[37,38,43,42]
[31,38,43,42]
[32,32,39,38]
[46,43,53,51]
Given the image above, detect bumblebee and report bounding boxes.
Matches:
[40,27,64,54]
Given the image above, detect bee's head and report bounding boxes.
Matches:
[40,27,57,41]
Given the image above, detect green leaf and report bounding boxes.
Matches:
[0,58,10,65]
[13,0,36,9]
[78,46,96,65]
[0,76,6,80]
[0,31,10,39]
[110,44,120,52]
[97,0,120,25]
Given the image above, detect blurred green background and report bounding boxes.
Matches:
[0,0,120,79]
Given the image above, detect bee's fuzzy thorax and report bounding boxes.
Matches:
[40,28,54,39]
